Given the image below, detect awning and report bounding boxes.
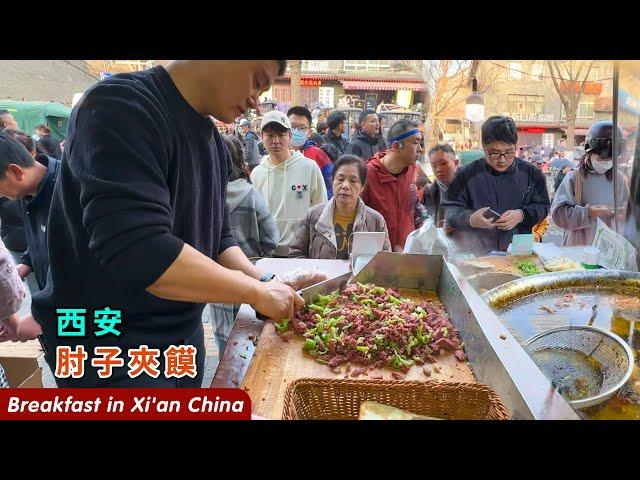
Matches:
[559,81,603,95]
[278,72,423,82]
[341,80,426,92]
[516,123,564,129]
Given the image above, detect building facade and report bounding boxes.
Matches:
[264,60,426,111]
[480,60,614,150]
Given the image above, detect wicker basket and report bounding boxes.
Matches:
[282,378,510,420]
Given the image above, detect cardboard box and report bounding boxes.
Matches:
[0,339,44,388]
[1,356,42,387]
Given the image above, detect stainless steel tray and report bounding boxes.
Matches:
[302,252,579,419]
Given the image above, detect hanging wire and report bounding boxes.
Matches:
[485,60,614,83]
[62,60,101,81]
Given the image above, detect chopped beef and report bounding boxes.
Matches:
[280,282,467,374]
[328,355,348,368]
[454,350,467,362]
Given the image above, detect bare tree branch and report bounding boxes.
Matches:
[548,60,597,151]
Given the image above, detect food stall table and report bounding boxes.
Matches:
[210,259,350,389]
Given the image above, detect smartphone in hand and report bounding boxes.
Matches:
[483,208,501,222]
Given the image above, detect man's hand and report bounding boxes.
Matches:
[0,313,42,342]
[469,207,497,229]
[495,209,524,231]
[252,280,305,321]
[589,205,613,219]
[16,264,32,280]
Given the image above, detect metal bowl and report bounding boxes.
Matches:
[524,326,634,409]
[482,270,640,310]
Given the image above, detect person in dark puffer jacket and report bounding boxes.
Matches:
[345,109,384,161]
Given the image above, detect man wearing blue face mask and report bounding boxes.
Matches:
[287,106,333,199]
[552,120,629,246]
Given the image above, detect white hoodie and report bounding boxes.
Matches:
[250,151,327,256]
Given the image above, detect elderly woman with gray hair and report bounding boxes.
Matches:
[289,154,391,259]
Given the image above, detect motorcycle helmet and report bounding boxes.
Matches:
[584,120,625,159]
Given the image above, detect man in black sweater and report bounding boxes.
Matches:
[32,60,304,387]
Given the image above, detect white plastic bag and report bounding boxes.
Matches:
[403,216,455,257]
[276,268,328,291]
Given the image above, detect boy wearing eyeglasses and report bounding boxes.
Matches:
[442,115,550,255]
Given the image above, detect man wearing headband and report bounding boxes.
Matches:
[443,115,550,255]
[361,119,423,251]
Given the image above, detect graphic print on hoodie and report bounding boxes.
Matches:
[250,151,328,256]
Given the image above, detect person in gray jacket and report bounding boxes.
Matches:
[238,119,262,170]
[551,120,629,246]
[209,136,280,357]
[224,135,279,258]
[289,155,391,259]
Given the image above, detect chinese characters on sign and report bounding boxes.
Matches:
[300,79,322,87]
[57,307,122,337]
[54,307,197,380]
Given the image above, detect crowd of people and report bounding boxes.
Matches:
[0,60,627,388]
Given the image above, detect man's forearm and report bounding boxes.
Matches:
[146,243,262,304]
[217,246,262,280]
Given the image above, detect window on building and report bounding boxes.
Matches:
[509,62,522,80]
[302,61,329,72]
[588,65,600,81]
[344,60,391,71]
[577,96,596,119]
[561,95,596,120]
[531,63,544,81]
[507,94,545,114]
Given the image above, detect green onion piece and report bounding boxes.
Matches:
[274,319,289,334]
[303,338,317,351]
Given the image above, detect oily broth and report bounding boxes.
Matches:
[498,288,640,419]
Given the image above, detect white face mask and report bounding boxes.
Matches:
[590,154,613,174]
